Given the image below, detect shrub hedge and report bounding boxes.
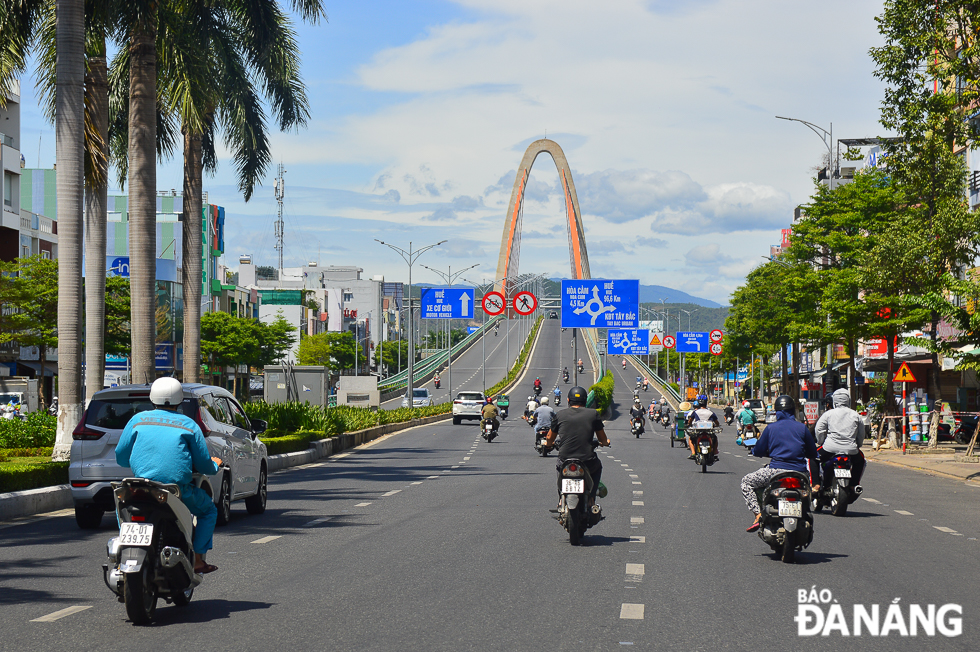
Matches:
[589,371,615,415]
[258,433,314,456]
[0,461,69,493]
[0,413,57,449]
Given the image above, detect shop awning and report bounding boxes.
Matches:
[18,361,57,377]
[856,353,933,373]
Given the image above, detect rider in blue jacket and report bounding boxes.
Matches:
[740,394,817,532]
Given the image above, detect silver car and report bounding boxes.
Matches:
[452,391,486,425]
[68,383,269,529]
[402,388,432,408]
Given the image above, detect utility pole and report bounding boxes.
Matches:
[273,163,285,281]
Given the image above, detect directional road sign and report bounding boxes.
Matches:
[710,342,723,356]
[420,287,475,319]
[893,361,917,383]
[482,291,505,316]
[513,291,537,315]
[663,335,676,349]
[561,279,638,328]
[649,332,664,353]
[676,331,709,353]
[608,329,649,355]
[710,329,723,343]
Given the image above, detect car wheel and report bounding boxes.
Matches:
[216,474,232,526]
[453,416,460,425]
[245,465,268,515]
[74,505,103,529]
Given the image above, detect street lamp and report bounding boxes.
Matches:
[421,263,479,402]
[375,239,446,404]
[776,115,835,190]
[464,277,496,394]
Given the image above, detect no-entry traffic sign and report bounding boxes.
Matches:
[663,335,676,349]
[482,291,505,316]
[513,291,537,315]
[710,329,723,343]
[710,342,723,356]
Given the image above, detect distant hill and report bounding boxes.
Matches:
[641,303,729,335]
[638,285,721,308]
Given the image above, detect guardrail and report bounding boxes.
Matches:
[379,316,502,392]
[627,355,682,409]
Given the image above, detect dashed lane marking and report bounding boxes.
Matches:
[934,526,960,534]
[382,490,402,497]
[632,481,641,485]
[625,563,645,581]
[894,510,914,516]
[31,606,92,622]
[620,604,645,620]
[629,474,639,479]
[427,476,440,479]
[463,456,471,460]
[354,502,373,507]
[633,491,643,496]
[452,465,460,469]
[411,482,424,485]
[630,536,646,543]
[304,518,331,527]
[621,464,629,467]
[251,535,282,544]
[631,517,644,525]
[632,501,645,506]
[624,468,633,472]
[862,498,882,504]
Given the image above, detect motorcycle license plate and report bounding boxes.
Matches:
[778,500,803,518]
[119,522,154,546]
[562,479,585,494]
[700,445,710,454]
[835,468,852,478]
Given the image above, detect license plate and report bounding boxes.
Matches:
[119,522,154,546]
[778,500,803,517]
[561,479,585,494]
[696,421,714,429]
[835,468,852,478]
[700,445,710,454]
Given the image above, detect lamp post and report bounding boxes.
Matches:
[776,115,836,190]
[421,263,478,402]
[375,239,446,404]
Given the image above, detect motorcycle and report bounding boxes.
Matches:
[434,378,441,389]
[553,394,562,407]
[661,413,671,429]
[482,419,498,442]
[724,411,734,426]
[578,363,584,374]
[534,426,552,456]
[756,471,814,563]
[563,371,570,383]
[48,397,59,416]
[556,442,604,545]
[811,453,864,516]
[630,417,644,438]
[103,476,209,624]
[688,421,718,473]
[735,423,758,453]
[534,385,542,397]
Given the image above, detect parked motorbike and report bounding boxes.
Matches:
[482,419,498,442]
[534,426,552,457]
[630,417,644,438]
[756,471,814,563]
[811,453,864,516]
[953,414,978,445]
[103,477,208,624]
[688,421,718,473]
[556,443,604,545]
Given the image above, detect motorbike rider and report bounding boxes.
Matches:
[813,388,866,491]
[553,386,562,404]
[114,377,223,575]
[533,377,543,394]
[629,399,646,433]
[622,359,627,370]
[524,395,539,420]
[737,400,757,435]
[741,394,818,532]
[643,377,649,390]
[433,372,441,387]
[649,399,659,419]
[533,395,556,442]
[685,396,719,459]
[542,386,610,507]
[723,401,735,423]
[577,358,584,371]
[480,397,500,433]
[563,367,570,382]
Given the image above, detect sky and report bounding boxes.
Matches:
[19,0,889,304]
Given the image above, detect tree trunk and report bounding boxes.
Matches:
[181,130,203,382]
[886,333,896,416]
[928,310,942,407]
[781,342,788,396]
[791,342,800,401]
[39,344,48,411]
[53,0,86,462]
[128,25,158,385]
[85,48,109,401]
[847,337,857,405]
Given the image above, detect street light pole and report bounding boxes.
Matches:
[421,263,478,402]
[375,239,446,405]
[776,115,835,190]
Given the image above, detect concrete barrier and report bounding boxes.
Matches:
[0,485,73,521]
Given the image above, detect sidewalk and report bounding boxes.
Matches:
[865,445,980,485]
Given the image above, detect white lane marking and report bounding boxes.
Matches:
[624,468,633,472]
[427,476,439,479]
[304,517,331,527]
[633,491,643,496]
[629,474,639,479]
[354,502,373,507]
[723,451,732,455]
[934,526,959,534]
[894,510,914,516]
[625,563,645,575]
[411,482,424,485]
[31,606,92,622]
[630,536,646,543]
[632,481,642,485]
[382,490,402,497]
[251,535,282,544]
[862,497,882,504]
[632,501,645,506]
[631,517,644,525]
[620,603,645,620]
[734,455,743,458]
[463,456,471,461]
[621,464,629,467]
[614,459,622,462]
[451,465,460,469]
[442,470,451,473]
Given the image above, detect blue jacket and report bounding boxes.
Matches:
[116,409,218,487]
[752,411,817,473]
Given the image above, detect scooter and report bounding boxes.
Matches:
[756,471,814,563]
[578,363,584,374]
[661,413,671,429]
[735,423,758,453]
[688,421,718,473]
[534,426,552,457]
[434,378,441,389]
[811,453,864,517]
[534,385,542,397]
[553,393,562,407]
[563,371,570,383]
[556,442,604,546]
[482,419,498,443]
[724,411,734,426]
[630,417,644,438]
[103,476,210,624]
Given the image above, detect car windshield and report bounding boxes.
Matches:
[85,396,197,430]
[413,389,428,398]
[457,392,484,401]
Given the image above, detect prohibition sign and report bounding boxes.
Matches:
[663,335,676,349]
[710,342,723,356]
[710,329,723,343]
[513,291,537,316]
[482,291,506,316]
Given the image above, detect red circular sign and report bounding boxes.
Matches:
[482,291,506,316]
[710,329,723,343]
[663,335,676,349]
[710,342,723,356]
[513,291,537,315]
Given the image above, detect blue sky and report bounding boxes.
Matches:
[20,0,888,303]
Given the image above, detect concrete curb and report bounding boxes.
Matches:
[866,455,980,486]
[0,412,455,522]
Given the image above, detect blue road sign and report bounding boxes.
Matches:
[607,329,649,355]
[109,256,130,277]
[420,287,476,319]
[675,331,709,353]
[561,279,638,328]
[467,326,479,335]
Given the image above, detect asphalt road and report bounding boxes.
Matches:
[2,320,977,650]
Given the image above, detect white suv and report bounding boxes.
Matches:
[402,388,432,408]
[452,391,486,425]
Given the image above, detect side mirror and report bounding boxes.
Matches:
[250,418,267,435]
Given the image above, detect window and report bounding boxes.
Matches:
[3,172,11,207]
[202,394,231,424]
[224,398,251,430]
[41,250,50,260]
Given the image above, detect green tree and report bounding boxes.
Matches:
[297,332,365,370]
[104,276,131,356]
[264,312,297,364]
[379,339,409,374]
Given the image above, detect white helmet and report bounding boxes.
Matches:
[149,377,183,407]
[540,395,549,405]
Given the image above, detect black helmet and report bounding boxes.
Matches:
[774,394,795,415]
[568,386,588,406]
[697,397,708,408]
